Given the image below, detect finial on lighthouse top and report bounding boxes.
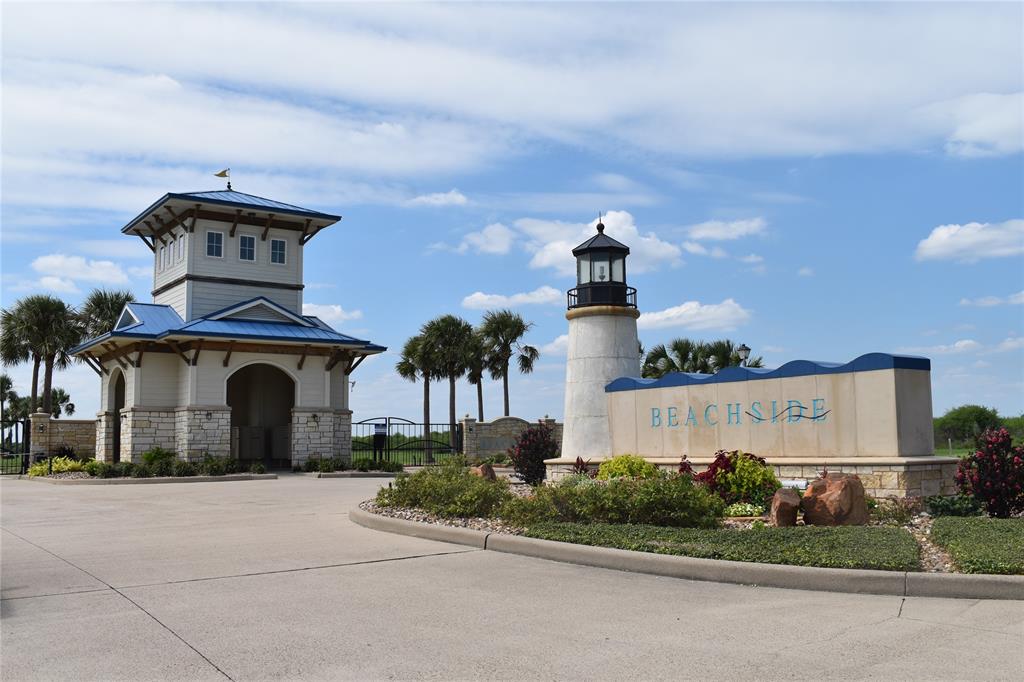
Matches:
[596,212,605,233]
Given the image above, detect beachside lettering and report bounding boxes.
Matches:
[650,399,828,428]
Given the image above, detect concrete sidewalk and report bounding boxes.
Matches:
[2,475,1021,680]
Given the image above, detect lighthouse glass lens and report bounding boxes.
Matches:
[593,255,609,282]
[611,256,624,282]
[578,254,591,284]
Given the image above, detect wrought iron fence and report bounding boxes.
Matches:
[1,418,30,474]
[352,417,463,466]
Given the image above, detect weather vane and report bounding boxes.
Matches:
[214,168,231,190]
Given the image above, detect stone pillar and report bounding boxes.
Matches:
[560,306,641,460]
[460,416,478,458]
[334,409,353,462]
[291,408,335,467]
[95,411,115,462]
[29,412,51,463]
[174,406,231,461]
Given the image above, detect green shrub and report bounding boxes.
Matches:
[119,462,136,477]
[141,447,176,467]
[925,495,982,517]
[151,457,175,477]
[83,460,103,477]
[303,458,323,473]
[930,517,1023,574]
[173,460,197,477]
[955,428,1024,518]
[198,455,226,476]
[724,502,765,517]
[376,461,512,518]
[596,454,660,480]
[249,462,267,474]
[871,497,921,526]
[524,522,920,571]
[501,474,724,528]
[26,455,84,477]
[318,458,336,473]
[378,460,403,473]
[352,457,374,472]
[508,423,558,485]
[53,444,78,460]
[696,450,780,505]
[131,464,152,478]
[95,462,121,478]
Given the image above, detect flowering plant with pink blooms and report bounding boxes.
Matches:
[955,428,1024,518]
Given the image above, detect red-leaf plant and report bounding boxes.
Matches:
[955,428,1024,518]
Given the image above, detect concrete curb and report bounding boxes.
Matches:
[318,472,401,479]
[349,507,488,548]
[25,473,278,485]
[350,508,1024,600]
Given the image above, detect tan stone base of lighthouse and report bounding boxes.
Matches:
[545,455,960,498]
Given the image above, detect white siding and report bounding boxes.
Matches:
[152,228,189,291]
[191,351,330,408]
[222,304,296,323]
[190,281,300,319]
[330,365,349,410]
[191,219,302,286]
[137,353,179,406]
[153,281,188,319]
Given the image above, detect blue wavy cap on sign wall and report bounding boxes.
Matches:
[605,353,931,393]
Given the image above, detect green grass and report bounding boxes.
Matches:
[930,517,1024,575]
[524,522,921,571]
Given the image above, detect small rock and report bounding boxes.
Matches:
[469,464,497,481]
[769,488,801,526]
[801,473,869,526]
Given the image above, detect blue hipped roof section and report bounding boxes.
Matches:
[605,353,931,393]
[70,300,382,354]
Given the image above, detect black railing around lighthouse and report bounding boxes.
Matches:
[567,284,637,309]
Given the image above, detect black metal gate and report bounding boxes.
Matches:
[1,418,30,475]
[352,417,463,466]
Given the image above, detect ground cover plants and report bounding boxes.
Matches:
[523,522,921,571]
[30,450,271,478]
[929,517,1024,574]
[298,456,402,473]
[376,459,511,517]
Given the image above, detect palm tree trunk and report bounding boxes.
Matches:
[502,363,510,417]
[476,380,484,422]
[423,378,432,464]
[30,355,40,412]
[448,375,457,450]
[42,355,55,415]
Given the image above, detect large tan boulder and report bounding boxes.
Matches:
[801,473,869,526]
[470,463,497,481]
[769,488,801,526]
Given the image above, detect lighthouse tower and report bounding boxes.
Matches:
[560,220,641,461]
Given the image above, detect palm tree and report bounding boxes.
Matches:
[31,298,83,415]
[396,334,436,461]
[465,331,488,422]
[0,373,12,422]
[422,315,474,449]
[80,289,135,338]
[480,309,540,417]
[642,338,763,379]
[49,387,75,418]
[2,297,43,412]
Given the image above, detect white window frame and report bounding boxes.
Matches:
[158,245,166,271]
[177,233,184,261]
[206,230,224,259]
[238,233,257,263]
[270,238,287,265]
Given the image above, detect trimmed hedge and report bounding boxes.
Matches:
[376,461,511,518]
[930,517,1024,575]
[524,522,921,571]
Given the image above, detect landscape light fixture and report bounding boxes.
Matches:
[737,343,751,367]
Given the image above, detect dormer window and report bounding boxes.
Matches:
[206,230,224,258]
[239,234,256,262]
[271,239,287,265]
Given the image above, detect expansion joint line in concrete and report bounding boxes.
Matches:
[0,527,234,681]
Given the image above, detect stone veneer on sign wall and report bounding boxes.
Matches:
[461,416,563,460]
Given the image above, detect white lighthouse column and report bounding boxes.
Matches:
[560,305,641,462]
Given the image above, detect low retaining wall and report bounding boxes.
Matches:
[28,413,97,460]
[462,416,562,460]
[545,455,959,498]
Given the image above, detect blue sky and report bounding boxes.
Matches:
[1,2,1022,424]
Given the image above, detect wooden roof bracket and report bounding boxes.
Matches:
[189,204,201,233]
[103,343,129,370]
[261,214,275,241]
[84,351,109,375]
[324,349,349,372]
[299,219,312,244]
[190,339,204,366]
[81,354,103,376]
[134,342,145,368]
[229,209,241,238]
[347,354,367,375]
[133,229,156,252]
[297,345,310,370]
[222,340,235,367]
[166,340,191,365]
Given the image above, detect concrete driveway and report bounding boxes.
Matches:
[2,475,1021,681]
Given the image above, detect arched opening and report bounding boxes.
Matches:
[227,363,295,469]
[108,369,125,463]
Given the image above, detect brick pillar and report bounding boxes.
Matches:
[460,416,478,458]
[29,412,51,463]
[334,409,352,462]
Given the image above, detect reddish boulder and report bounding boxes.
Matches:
[801,473,869,526]
[769,488,801,526]
[470,464,497,481]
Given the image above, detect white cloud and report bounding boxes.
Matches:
[461,285,562,310]
[31,254,129,284]
[592,173,642,192]
[898,339,982,355]
[797,266,814,277]
[520,210,681,277]
[959,291,1024,307]
[38,277,80,294]
[128,266,151,279]
[457,223,515,255]
[682,241,728,258]
[540,334,569,356]
[915,219,1024,263]
[918,93,1024,158]
[687,217,766,241]
[638,298,751,331]
[302,303,363,324]
[991,337,1024,354]
[405,189,469,207]
[75,239,152,260]
[739,254,763,264]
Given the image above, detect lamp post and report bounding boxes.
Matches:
[737,343,751,368]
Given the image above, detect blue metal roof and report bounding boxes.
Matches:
[71,302,382,354]
[605,353,931,393]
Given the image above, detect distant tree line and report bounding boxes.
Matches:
[934,404,1024,448]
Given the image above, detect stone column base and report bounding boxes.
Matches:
[545,456,960,498]
[175,406,232,461]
